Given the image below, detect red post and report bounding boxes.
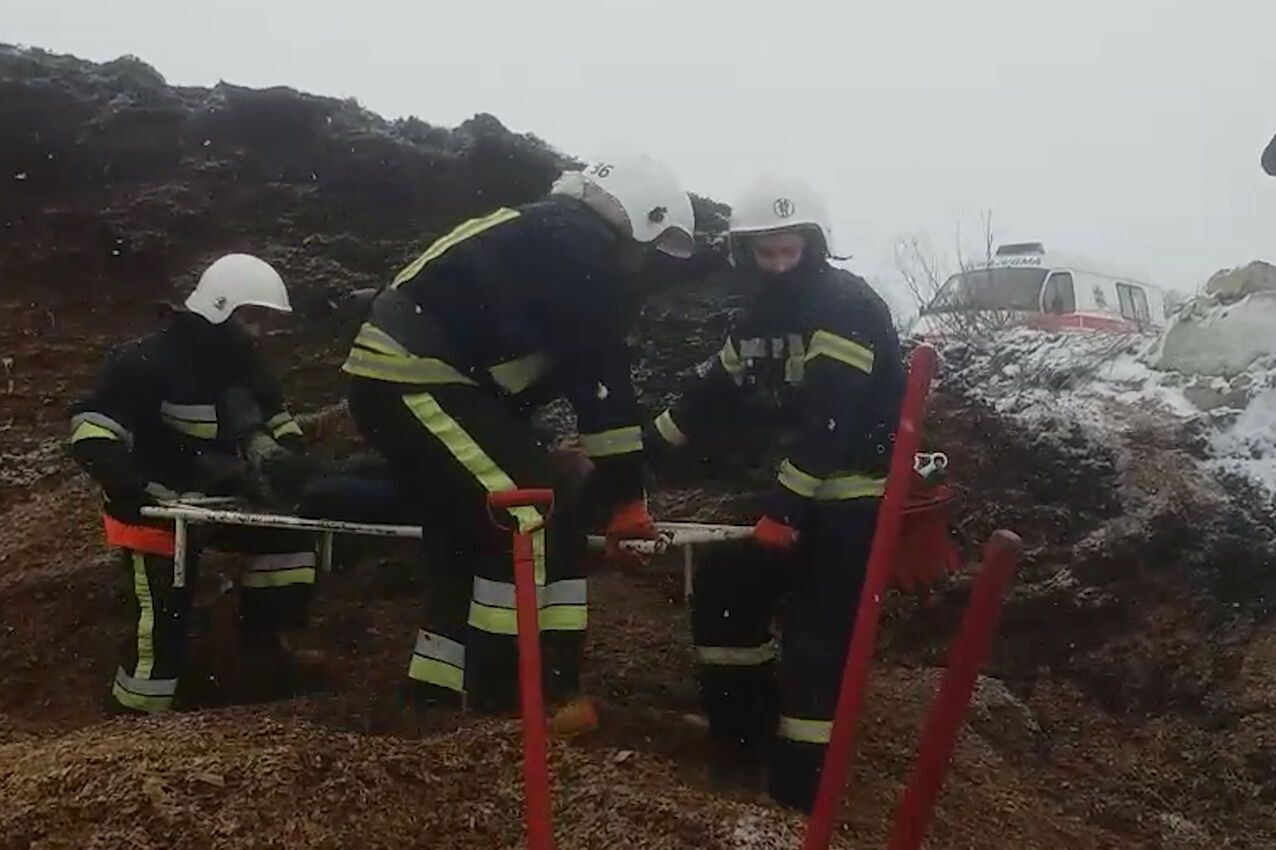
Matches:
[802,344,939,850]
[488,488,557,850]
[886,530,1023,850]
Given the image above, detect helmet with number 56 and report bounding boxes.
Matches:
[551,154,696,259]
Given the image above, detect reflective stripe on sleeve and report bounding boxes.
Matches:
[718,338,745,378]
[653,410,689,448]
[266,412,303,439]
[70,412,132,444]
[579,426,643,458]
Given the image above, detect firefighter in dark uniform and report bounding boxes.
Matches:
[342,155,696,713]
[649,177,905,810]
[69,253,319,714]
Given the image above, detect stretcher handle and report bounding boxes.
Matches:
[486,488,556,533]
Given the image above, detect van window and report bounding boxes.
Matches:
[1115,283,1151,323]
[1042,272,1076,314]
[925,267,1049,314]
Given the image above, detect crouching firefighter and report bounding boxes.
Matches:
[342,155,696,713]
[649,177,905,810]
[68,254,321,714]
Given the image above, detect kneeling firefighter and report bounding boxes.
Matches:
[342,155,696,713]
[649,177,905,810]
[68,254,320,714]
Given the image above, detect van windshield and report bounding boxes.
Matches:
[923,267,1049,314]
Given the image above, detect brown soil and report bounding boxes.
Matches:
[3,42,1274,850]
[0,453,1263,849]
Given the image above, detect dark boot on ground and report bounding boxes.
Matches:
[237,630,328,703]
[768,740,824,812]
[708,736,768,793]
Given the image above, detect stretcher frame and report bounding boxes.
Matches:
[140,503,750,591]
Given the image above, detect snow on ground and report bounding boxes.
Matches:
[937,327,1276,498]
[1210,384,1276,494]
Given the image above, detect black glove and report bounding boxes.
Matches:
[222,386,267,442]
[192,451,252,495]
[105,488,159,524]
[260,448,318,504]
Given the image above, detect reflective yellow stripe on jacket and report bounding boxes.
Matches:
[777,459,886,501]
[653,410,689,448]
[805,329,875,374]
[392,208,522,287]
[341,323,480,386]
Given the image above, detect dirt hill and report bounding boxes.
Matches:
[1,44,1273,849]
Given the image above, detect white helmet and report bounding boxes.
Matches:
[551,154,695,259]
[184,253,292,324]
[728,175,836,262]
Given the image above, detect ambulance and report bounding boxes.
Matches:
[910,242,1169,337]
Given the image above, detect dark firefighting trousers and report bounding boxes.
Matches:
[112,528,316,714]
[691,499,879,811]
[347,377,588,713]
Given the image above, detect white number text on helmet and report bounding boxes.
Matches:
[551,154,696,259]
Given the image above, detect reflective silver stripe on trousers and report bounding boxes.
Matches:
[159,402,217,422]
[246,552,317,571]
[413,630,466,666]
[695,643,777,666]
[115,666,178,697]
[471,575,586,609]
[70,412,133,442]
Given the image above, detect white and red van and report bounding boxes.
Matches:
[910,242,1168,337]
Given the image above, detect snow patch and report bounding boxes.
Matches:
[940,324,1276,498]
[1210,385,1276,493]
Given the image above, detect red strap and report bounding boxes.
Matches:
[103,514,176,556]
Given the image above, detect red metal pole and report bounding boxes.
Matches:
[489,488,556,850]
[802,344,939,850]
[886,530,1023,850]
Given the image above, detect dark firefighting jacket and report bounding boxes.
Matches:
[653,263,905,527]
[69,311,302,521]
[341,197,649,505]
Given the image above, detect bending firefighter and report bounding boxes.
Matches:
[343,155,696,712]
[650,177,905,810]
[69,254,319,714]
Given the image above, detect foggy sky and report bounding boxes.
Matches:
[5,0,1274,313]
